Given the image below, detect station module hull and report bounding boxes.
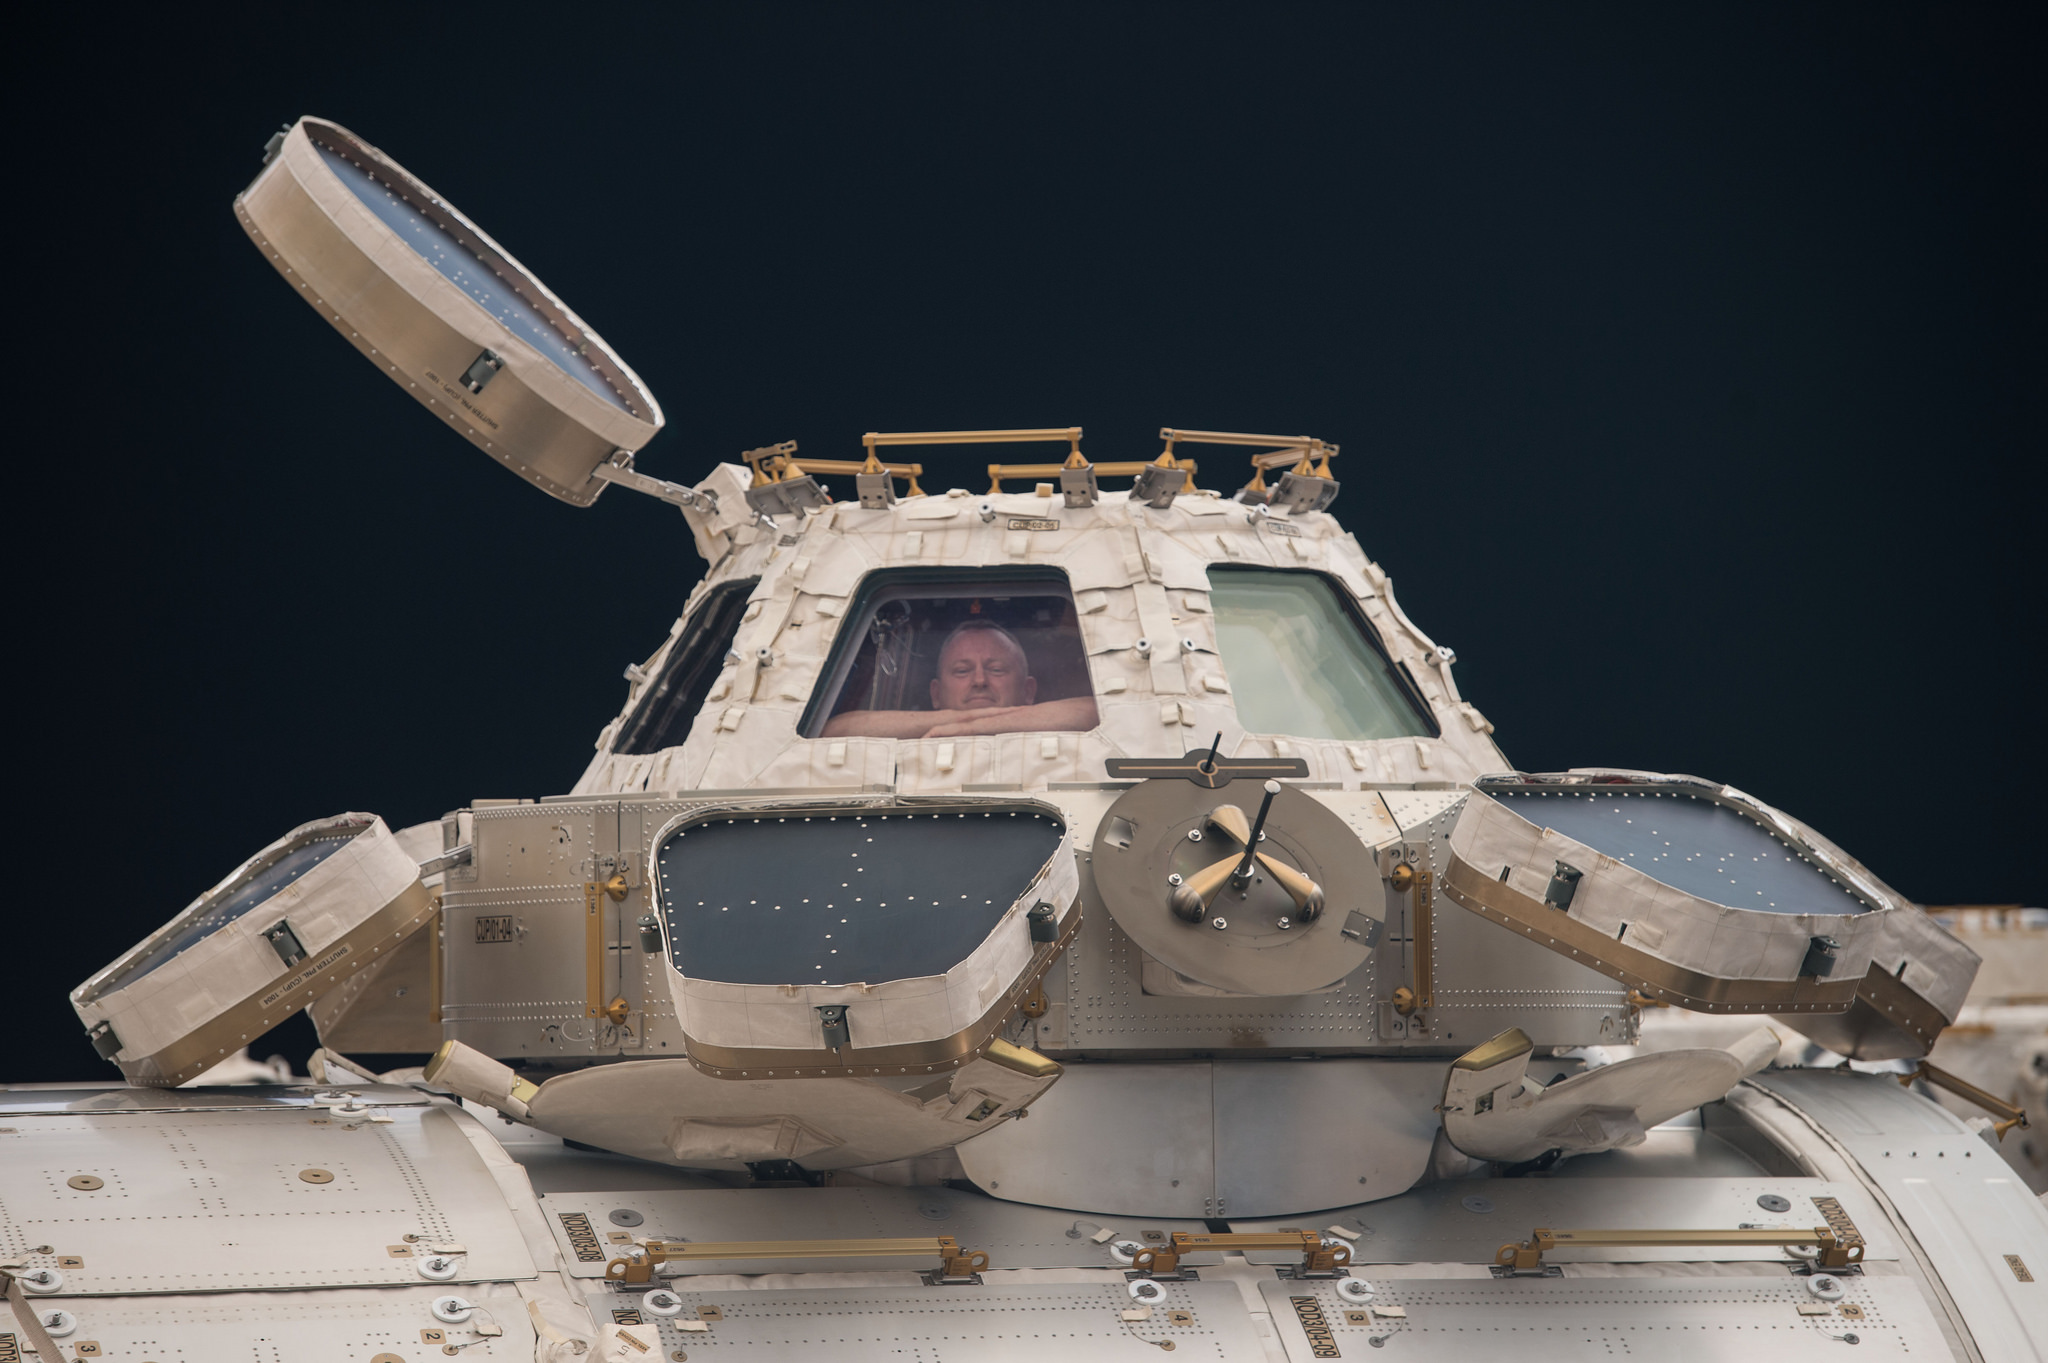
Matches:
[5,115,2043,1362]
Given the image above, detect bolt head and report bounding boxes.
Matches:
[1211,916,1228,930]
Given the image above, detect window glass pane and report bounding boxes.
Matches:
[1208,567,1436,742]
[802,570,1097,741]
[613,579,758,755]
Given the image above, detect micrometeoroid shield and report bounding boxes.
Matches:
[71,814,434,1086]
[234,116,664,506]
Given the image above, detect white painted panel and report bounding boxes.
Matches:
[0,1103,534,1292]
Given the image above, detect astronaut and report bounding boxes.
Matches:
[821,620,1098,740]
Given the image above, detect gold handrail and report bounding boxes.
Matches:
[605,1236,988,1284]
[789,457,927,497]
[1496,1225,1860,1273]
[741,440,801,488]
[1157,428,1337,497]
[866,427,1083,453]
[987,458,1197,495]
[1899,1061,2031,1140]
[1129,1230,1350,1278]
[1158,427,1330,453]
[739,440,929,498]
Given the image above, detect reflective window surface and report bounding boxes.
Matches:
[805,570,1098,741]
[1208,567,1436,741]
[313,140,632,412]
[1491,789,1872,915]
[614,579,759,755]
[95,835,355,995]
[657,808,1063,985]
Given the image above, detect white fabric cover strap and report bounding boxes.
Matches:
[1442,1025,1780,1163]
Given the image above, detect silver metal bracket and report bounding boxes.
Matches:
[592,459,719,514]
[1272,469,1339,514]
[1790,1259,1864,1277]
[856,469,897,509]
[418,844,473,877]
[1060,462,1099,508]
[1490,1264,1563,1279]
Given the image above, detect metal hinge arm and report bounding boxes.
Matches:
[592,459,718,514]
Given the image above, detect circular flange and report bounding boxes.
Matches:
[40,1309,79,1337]
[1335,1277,1375,1304]
[20,1268,64,1294]
[67,1174,104,1190]
[298,1168,335,1184]
[643,1289,686,1317]
[1093,780,1378,994]
[417,1254,462,1281]
[1756,1193,1792,1213]
[609,1208,645,1227]
[1128,1278,1168,1303]
[431,1295,476,1324]
[1806,1273,1847,1301]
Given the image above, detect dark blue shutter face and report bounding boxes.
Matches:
[656,808,1064,985]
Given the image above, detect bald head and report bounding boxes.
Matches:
[931,623,1036,711]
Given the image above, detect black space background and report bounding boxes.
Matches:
[8,6,2041,1083]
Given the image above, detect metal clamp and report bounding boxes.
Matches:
[591,460,719,515]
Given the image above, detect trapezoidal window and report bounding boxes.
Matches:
[800,568,1097,741]
[612,578,759,755]
[1207,566,1438,741]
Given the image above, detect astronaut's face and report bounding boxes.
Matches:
[932,628,1036,710]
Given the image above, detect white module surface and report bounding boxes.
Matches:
[585,1279,1264,1361]
[1260,1273,1949,1361]
[0,1102,535,1292]
[1,1283,538,1359]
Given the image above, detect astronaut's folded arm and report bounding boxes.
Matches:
[922,695,1098,737]
[821,697,1099,740]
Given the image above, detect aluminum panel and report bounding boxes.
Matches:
[1751,1069,2048,1361]
[0,1285,536,1360]
[959,1061,1216,1217]
[0,1083,426,1115]
[540,1185,1212,1278]
[440,800,664,1063]
[956,1059,1444,1218]
[0,1102,534,1292]
[587,1280,1263,1361]
[1260,1273,1950,1361]
[1212,1060,1443,1217]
